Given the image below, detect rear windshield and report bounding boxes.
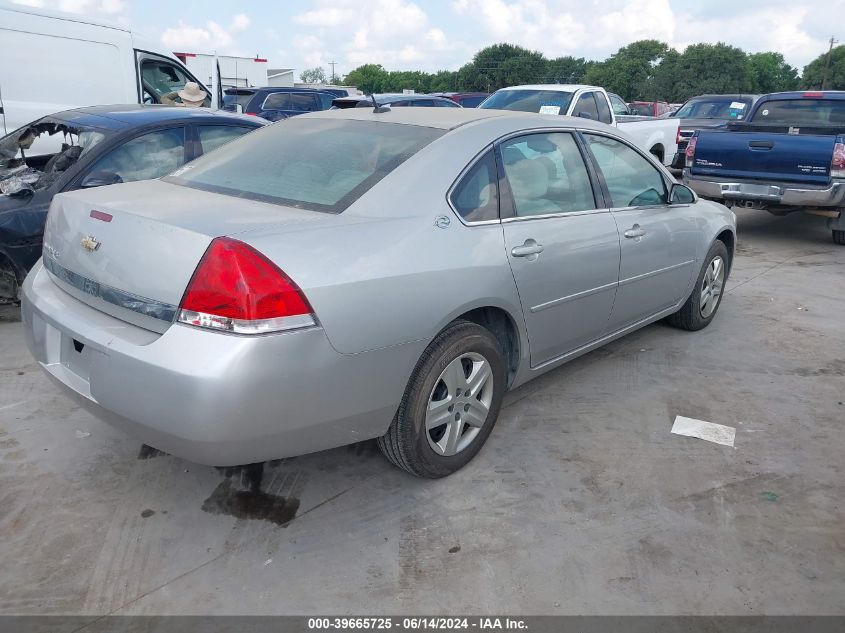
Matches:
[479,90,574,115]
[675,98,752,120]
[222,92,254,111]
[165,118,443,213]
[751,99,845,126]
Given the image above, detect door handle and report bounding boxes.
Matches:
[624,225,646,239]
[511,239,544,258]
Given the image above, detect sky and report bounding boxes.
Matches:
[10,0,843,78]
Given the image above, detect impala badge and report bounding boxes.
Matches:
[81,236,101,252]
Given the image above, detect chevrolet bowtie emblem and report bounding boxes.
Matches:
[80,236,101,252]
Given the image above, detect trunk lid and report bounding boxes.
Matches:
[690,129,836,185]
[43,179,329,333]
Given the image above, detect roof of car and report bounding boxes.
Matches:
[47,105,264,129]
[495,84,601,92]
[304,105,620,133]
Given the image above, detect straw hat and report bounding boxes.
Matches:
[178,82,207,104]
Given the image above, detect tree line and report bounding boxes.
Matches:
[302,41,845,101]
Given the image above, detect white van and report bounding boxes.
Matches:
[0,2,212,137]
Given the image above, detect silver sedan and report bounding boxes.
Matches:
[22,107,736,477]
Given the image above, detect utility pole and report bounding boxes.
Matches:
[328,60,338,84]
[822,36,838,90]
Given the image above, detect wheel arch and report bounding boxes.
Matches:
[714,227,736,272]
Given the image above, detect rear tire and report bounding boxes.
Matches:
[378,320,505,478]
[667,240,729,331]
[833,229,845,245]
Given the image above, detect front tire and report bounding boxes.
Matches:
[378,320,505,478]
[667,240,729,331]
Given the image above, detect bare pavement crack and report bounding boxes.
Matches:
[69,485,356,630]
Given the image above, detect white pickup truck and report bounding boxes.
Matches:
[479,84,680,167]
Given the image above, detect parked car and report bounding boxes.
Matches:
[331,94,462,109]
[628,101,673,117]
[433,92,491,108]
[224,86,351,115]
[237,87,342,121]
[0,3,212,139]
[21,107,735,476]
[668,94,759,168]
[479,85,680,166]
[221,88,258,113]
[0,105,265,300]
[607,93,633,116]
[684,91,845,244]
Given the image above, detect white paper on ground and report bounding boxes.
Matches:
[671,415,736,447]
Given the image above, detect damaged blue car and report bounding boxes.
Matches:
[0,105,264,300]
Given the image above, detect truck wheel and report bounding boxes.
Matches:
[834,230,845,245]
[378,320,505,478]
[667,240,729,331]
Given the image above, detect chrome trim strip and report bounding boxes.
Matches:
[618,259,695,287]
[501,208,610,223]
[530,280,618,313]
[43,256,178,322]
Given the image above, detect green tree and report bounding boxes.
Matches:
[299,67,326,84]
[585,40,669,100]
[343,63,390,94]
[545,56,589,84]
[429,70,458,92]
[457,43,547,91]
[663,43,753,102]
[748,52,799,93]
[384,70,433,93]
[803,45,845,90]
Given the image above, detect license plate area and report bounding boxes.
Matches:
[60,334,92,381]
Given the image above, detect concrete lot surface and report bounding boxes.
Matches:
[1,209,843,615]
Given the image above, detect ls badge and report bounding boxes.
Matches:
[80,235,101,252]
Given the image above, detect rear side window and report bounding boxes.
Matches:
[166,119,444,213]
[197,126,254,154]
[752,99,845,126]
[573,93,600,120]
[584,134,667,207]
[500,132,596,217]
[450,150,498,222]
[289,93,320,112]
[262,93,290,110]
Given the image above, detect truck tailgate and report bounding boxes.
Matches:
[690,130,835,185]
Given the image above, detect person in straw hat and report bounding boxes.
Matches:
[161,82,208,108]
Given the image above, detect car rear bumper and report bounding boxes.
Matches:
[683,172,845,208]
[22,260,413,466]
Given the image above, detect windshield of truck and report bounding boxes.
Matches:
[0,118,107,196]
[628,103,655,116]
[165,118,444,213]
[479,90,574,115]
[675,98,752,120]
[751,99,845,126]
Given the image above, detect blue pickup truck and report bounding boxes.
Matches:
[684,91,845,244]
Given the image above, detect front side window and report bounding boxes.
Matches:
[88,127,185,183]
[165,118,443,213]
[573,92,599,120]
[595,94,612,124]
[197,126,254,154]
[450,150,498,222]
[584,134,667,207]
[500,132,596,217]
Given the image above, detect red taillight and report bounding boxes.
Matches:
[177,237,315,335]
[245,112,258,116]
[685,135,698,168]
[832,142,845,178]
[675,124,681,146]
[803,91,824,98]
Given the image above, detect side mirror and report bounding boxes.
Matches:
[80,170,123,188]
[670,183,696,204]
[577,111,593,119]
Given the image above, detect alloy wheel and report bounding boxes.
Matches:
[699,255,725,318]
